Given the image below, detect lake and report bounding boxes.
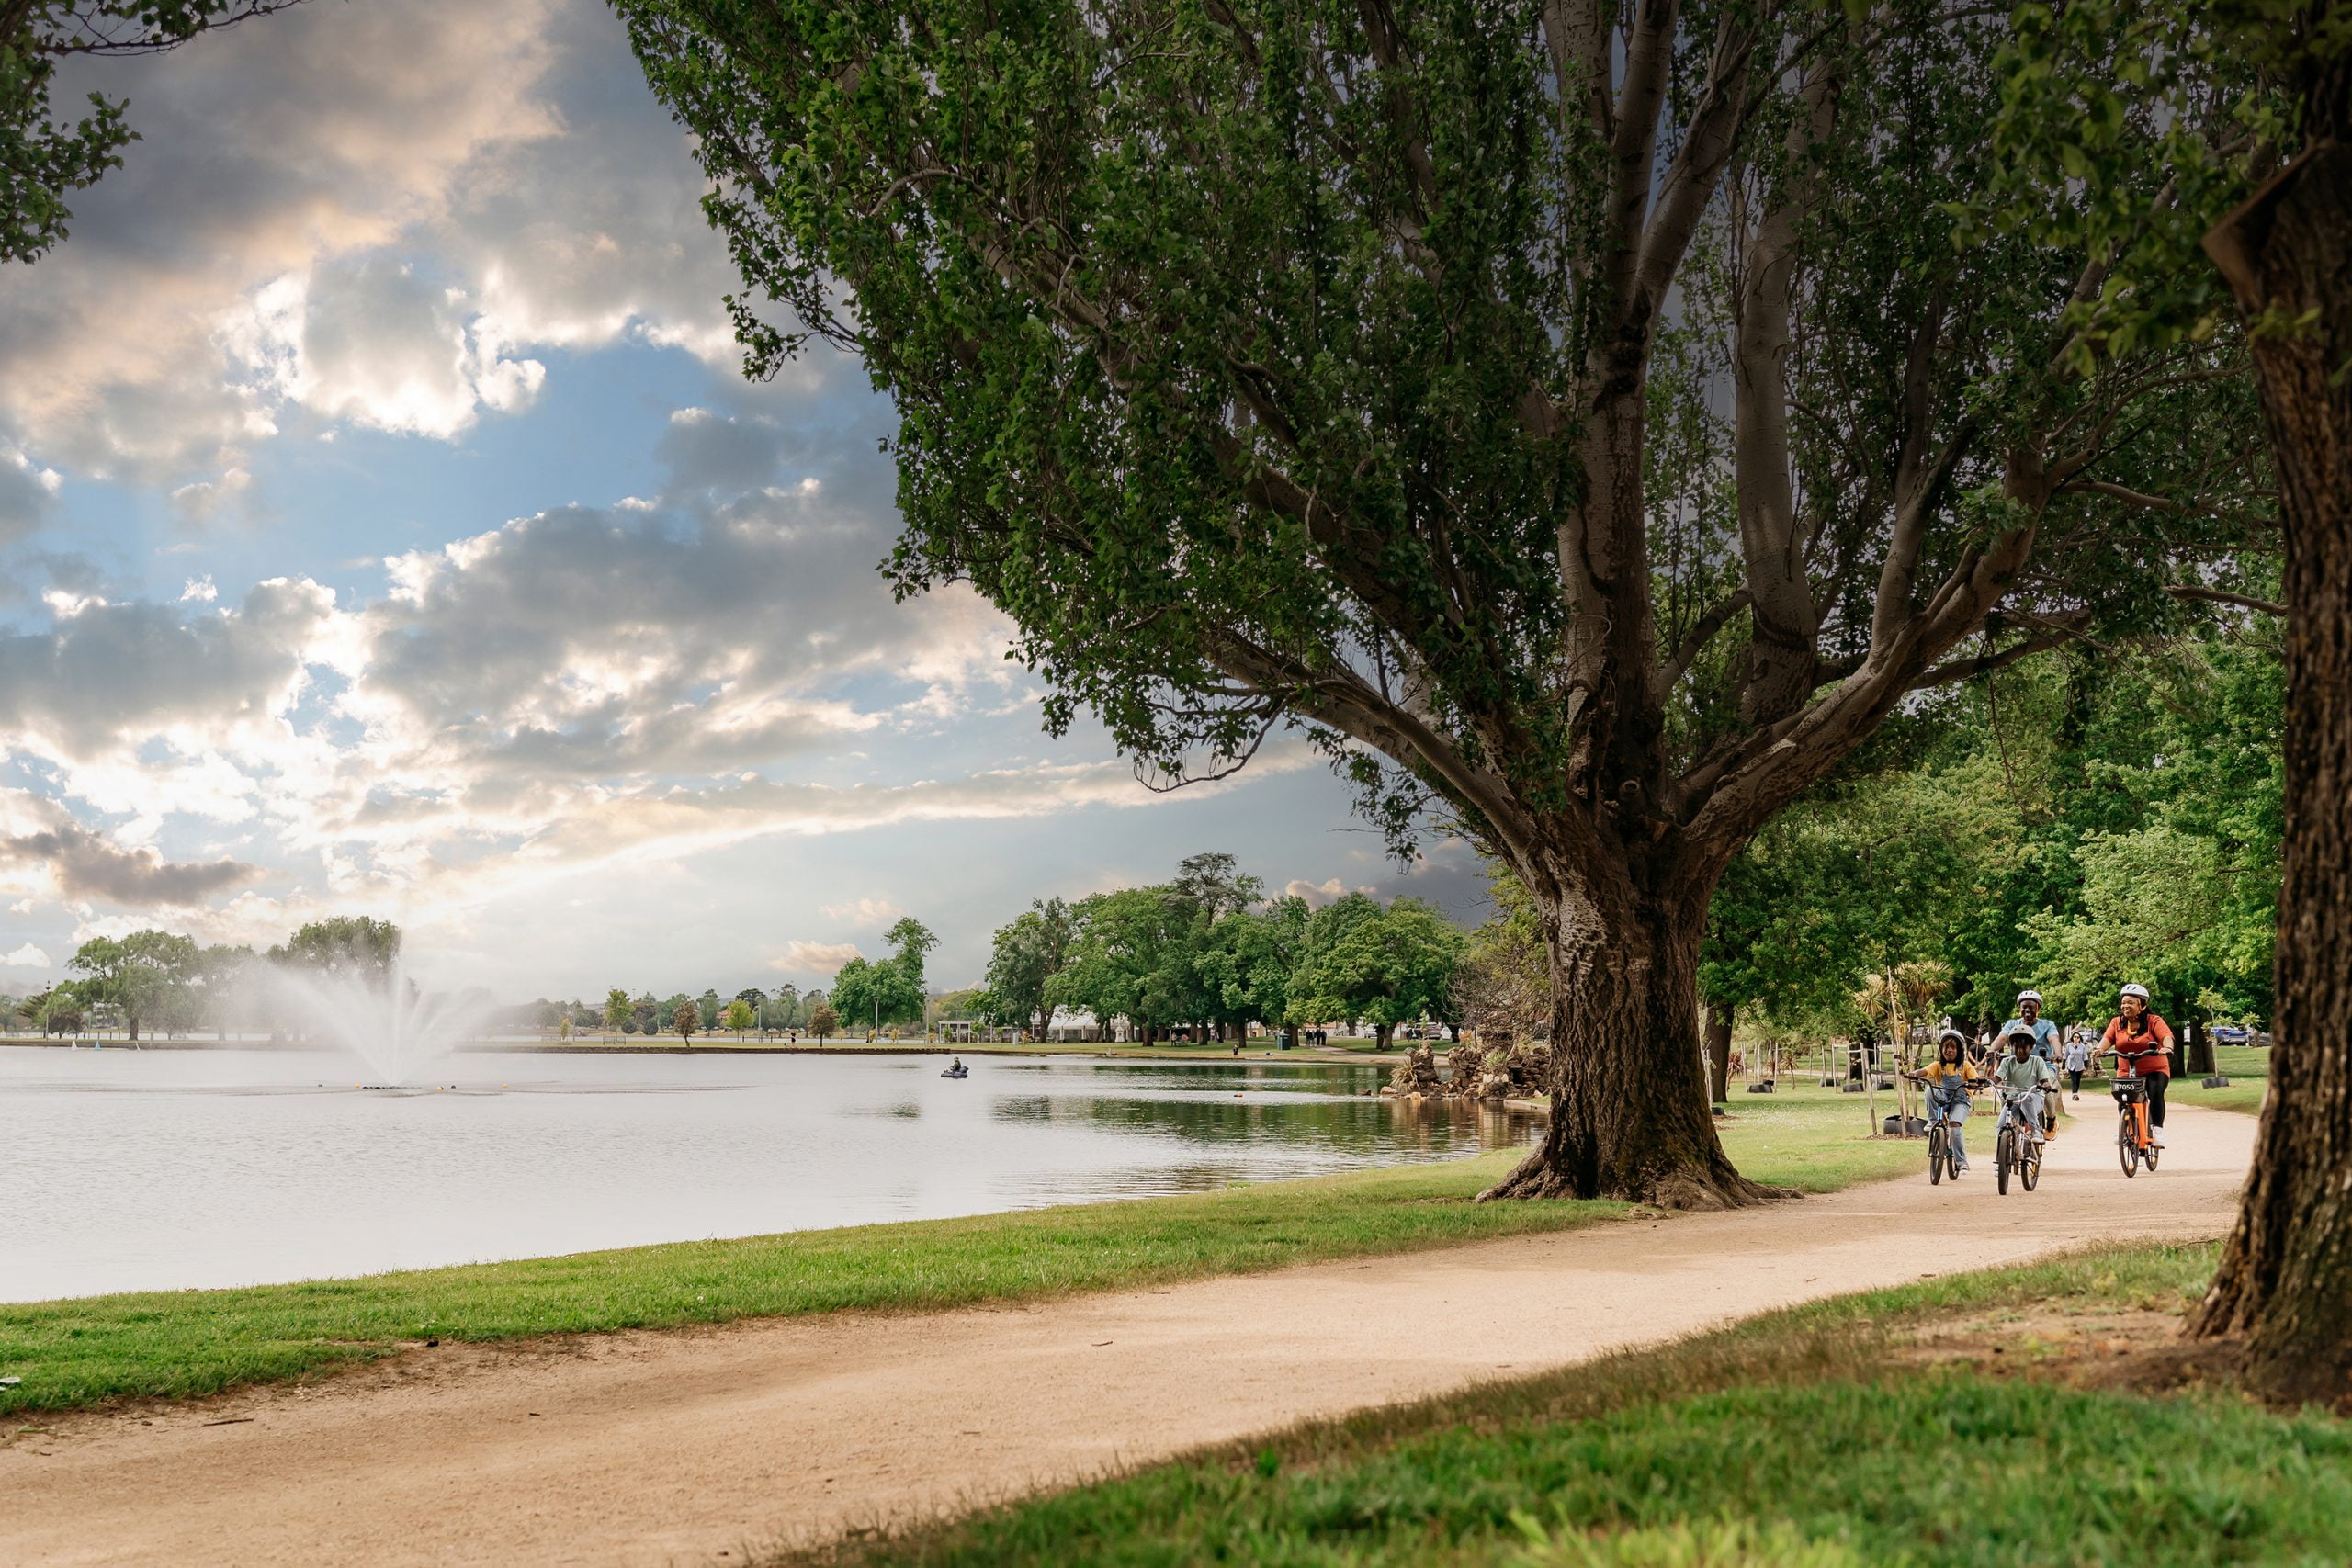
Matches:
[0,1045,1541,1303]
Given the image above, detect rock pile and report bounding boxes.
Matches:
[1385,1040,1553,1102]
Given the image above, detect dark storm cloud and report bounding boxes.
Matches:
[0,820,262,906]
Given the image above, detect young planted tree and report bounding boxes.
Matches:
[673,1000,700,1043]
[605,987,633,1042]
[622,0,2264,1201]
[808,1001,839,1040]
[722,998,755,1037]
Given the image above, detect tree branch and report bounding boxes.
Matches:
[2165,585,2286,616]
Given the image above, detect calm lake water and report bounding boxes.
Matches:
[0,1045,1541,1303]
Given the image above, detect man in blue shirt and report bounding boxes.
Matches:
[1995,990,2062,1130]
[1996,990,2062,1063]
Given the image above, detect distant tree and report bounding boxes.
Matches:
[1455,864,1551,1053]
[1287,897,1464,1051]
[632,990,660,1035]
[695,988,721,1030]
[70,929,197,1042]
[621,1015,639,1036]
[1049,886,1193,1045]
[722,998,754,1037]
[270,917,401,988]
[605,987,632,1040]
[1201,895,1311,1047]
[828,955,877,1036]
[985,897,1073,1040]
[673,1000,699,1043]
[808,1002,838,1040]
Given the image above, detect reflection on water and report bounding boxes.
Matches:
[0,1046,1542,1302]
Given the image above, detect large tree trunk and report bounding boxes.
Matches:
[2191,118,2352,1404]
[1706,999,1733,1104]
[1483,874,1781,1209]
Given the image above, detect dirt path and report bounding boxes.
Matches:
[4,1104,2252,1568]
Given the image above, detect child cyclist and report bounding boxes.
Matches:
[1906,1030,1985,1175]
[1989,1025,2057,1150]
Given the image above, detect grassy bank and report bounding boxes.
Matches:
[0,1087,1909,1417]
[802,1241,2346,1568]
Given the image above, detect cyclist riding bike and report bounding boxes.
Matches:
[1996,990,2061,1066]
[1989,1025,2056,1151]
[1906,1031,1985,1176]
[1993,989,2064,1134]
[2101,983,2176,1148]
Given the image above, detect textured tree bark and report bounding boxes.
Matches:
[1707,998,1733,1103]
[1483,864,1780,1208]
[2186,1014,2216,1077]
[2191,110,2352,1404]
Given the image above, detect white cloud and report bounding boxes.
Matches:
[180,575,219,603]
[0,0,752,496]
[770,940,863,976]
[1285,877,1376,907]
[2,943,51,969]
[819,897,904,925]
[1,0,569,483]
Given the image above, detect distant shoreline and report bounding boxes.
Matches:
[0,1036,1380,1064]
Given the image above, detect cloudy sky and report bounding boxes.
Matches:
[1,0,1482,998]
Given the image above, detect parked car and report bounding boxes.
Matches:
[2214,1023,2254,1045]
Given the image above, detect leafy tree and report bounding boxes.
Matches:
[722,998,755,1036]
[1287,896,1464,1050]
[808,1001,838,1039]
[985,897,1074,1039]
[1048,886,1196,1044]
[828,956,879,1036]
[69,928,197,1041]
[632,991,660,1035]
[270,917,401,987]
[696,987,722,1030]
[605,987,632,1040]
[831,919,938,1033]
[1197,895,1311,1046]
[1455,863,1551,1050]
[620,0,2267,1204]
[673,1000,699,1043]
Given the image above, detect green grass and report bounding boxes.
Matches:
[2166,1043,2271,1116]
[1711,1082,1920,1191]
[798,1243,2352,1568]
[0,1089,1915,1418]
[0,1152,1611,1416]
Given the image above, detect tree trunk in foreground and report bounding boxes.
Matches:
[1483,877,1781,1209]
[1706,1000,1733,1104]
[2192,118,2352,1405]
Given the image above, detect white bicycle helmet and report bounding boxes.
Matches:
[2120,983,2151,1001]
[2016,989,2043,1006]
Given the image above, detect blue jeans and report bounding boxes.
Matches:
[1996,1088,2046,1144]
[1928,1087,1973,1165]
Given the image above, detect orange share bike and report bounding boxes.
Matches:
[2110,1061,2159,1176]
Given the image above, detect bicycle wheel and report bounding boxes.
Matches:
[1928,1125,1944,1185]
[1997,1125,2013,1195]
[2145,1141,2160,1171]
[2022,1139,2041,1191]
[2118,1114,2139,1176]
